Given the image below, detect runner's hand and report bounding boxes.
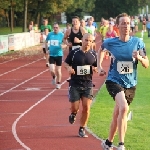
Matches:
[74,37,81,43]
[92,67,98,73]
[98,67,106,76]
[67,42,72,47]
[132,50,143,60]
[67,67,75,75]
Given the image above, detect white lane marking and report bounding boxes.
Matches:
[0,113,22,115]
[0,100,32,102]
[12,78,69,150]
[0,58,42,77]
[0,69,48,97]
[0,56,24,64]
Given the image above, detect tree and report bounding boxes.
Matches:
[91,0,150,21]
[66,0,95,23]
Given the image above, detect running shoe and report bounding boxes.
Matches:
[117,145,125,150]
[69,113,76,124]
[78,128,88,138]
[51,76,57,85]
[56,84,61,89]
[101,140,113,150]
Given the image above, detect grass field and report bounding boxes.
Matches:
[0,24,66,35]
[88,31,150,150]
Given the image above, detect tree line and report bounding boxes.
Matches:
[0,0,149,30]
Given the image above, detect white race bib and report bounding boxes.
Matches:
[77,65,91,75]
[72,45,80,50]
[117,61,133,74]
[50,40,59,46]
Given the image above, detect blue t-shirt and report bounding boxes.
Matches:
[46,32,64,56]
[92,22,97,29]
[102,36,146,88]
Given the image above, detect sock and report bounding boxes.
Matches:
[105,139,112,147]
[53,76,55,79]
[79,126,85,130]
[119,142,124,145]
[71,112,77,116]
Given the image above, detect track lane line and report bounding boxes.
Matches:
[12,78,69,150]
[0,58,43,77]
[0,69,48,96]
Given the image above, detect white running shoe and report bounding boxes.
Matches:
[51,76,57,85]
[56,84,61,89]
[101,140,113,150]
[117,145,125,150]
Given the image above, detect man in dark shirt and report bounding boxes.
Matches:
[64,33,97,137]
[63,16,87,52]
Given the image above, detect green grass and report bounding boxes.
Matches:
[0,24,66,35]
[88,31,150,150]
[0,27,24,35]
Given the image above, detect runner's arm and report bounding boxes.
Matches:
[97,47,107,75]
[133,50,149,68]
[64,62,75,75]
[63,29,72,47]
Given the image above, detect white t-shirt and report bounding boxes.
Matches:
[130,20,135,27]
[42,34,47,48]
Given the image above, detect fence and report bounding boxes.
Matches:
[0,31,41,54]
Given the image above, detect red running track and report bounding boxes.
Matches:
[0,35,112,150]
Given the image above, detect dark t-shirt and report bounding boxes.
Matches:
[65,48,97,87]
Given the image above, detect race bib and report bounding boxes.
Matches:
[50,40,59,46]
[117,61,133,74]
[77,65,91,75]
[72,45,80,50]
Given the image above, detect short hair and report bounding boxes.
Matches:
[72,16,80,20]
[116,13,129,25]
[53,22,59,26]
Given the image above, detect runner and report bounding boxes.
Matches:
[28,21,34,32]
[80,19,92,34]
[97,13,149,150]
[41,19,52,33]
[63,16,87,52]
[40,28,49,67]
[62,23,71,33]
[86,17,97,51]
[105,22,117,38]
[64,33,97,138]
[142,17,147,32]
[90,16,98,29]
[99,20,109,41]
[46,23,64,89]
[146,18,150,38]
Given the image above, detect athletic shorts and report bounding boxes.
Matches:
[105,80,136,105]
[43,48,46,54]
[49,56,62,66]
[68,86,93,102]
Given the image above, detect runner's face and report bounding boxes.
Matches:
[118,17,130,35]
[80,21,85,27]
[83,36,93,49]
[53,25,59,33]
[43,20,48,25]
[72,18,80,28]
[45,29,49,34]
